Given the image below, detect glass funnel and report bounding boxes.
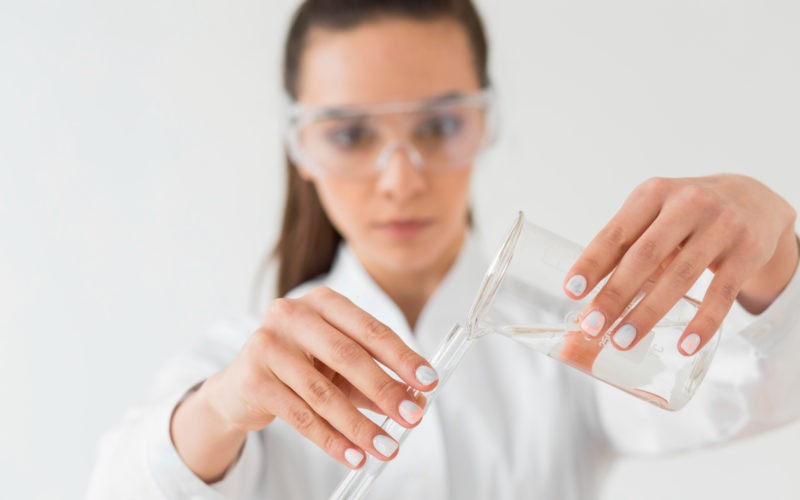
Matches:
[330,211,720,499]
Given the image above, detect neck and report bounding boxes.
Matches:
[363,230,466,331]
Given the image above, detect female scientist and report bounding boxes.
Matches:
[88,0,800,498]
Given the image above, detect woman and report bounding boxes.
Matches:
[88,0,800,498]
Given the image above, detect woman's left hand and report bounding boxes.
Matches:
[563,174,798,356]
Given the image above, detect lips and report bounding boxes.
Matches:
[375,218,434,239]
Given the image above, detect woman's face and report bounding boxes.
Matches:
[296,17,481,275]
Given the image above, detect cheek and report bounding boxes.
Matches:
[314,180,371,236]
[435,170,473,217]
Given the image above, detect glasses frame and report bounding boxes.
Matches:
[283,87,498,179]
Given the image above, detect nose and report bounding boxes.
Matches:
[374,141,427,201]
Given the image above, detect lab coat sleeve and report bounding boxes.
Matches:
[86,317,264,499]
[596,247,800,457]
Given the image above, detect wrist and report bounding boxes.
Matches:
[192,374,251,439]
[737,223,800,315]
[170,377,249,483]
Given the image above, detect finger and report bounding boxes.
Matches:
[558,330,605,372]
[648,246,683,283]
[676,261,750,356]
[258,374,368,469]
[330,372,428,414]
[313,357,385,413]
[268,346,402,462]
[607,232,718,351]
[306,286,439,390]
[276,304,425,429]
[581,209,695,340]
[563,178,669,299]
[328,370,384,414]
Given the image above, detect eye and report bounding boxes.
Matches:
[415,113,464,139]
[326,122,375,149]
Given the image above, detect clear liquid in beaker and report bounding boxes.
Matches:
[481,320,714,410]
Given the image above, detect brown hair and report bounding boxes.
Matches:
[269,0,490,299]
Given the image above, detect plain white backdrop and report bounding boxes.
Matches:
[2,1,799,498]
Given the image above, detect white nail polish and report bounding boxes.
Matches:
[415,365,438,386]
[398,400,423,424]
[581,310,606,337]
[344,448,363,467]
[566,274,587,297]
[681,333,701,355]
[373,435,398,457]
[614,324,637,349]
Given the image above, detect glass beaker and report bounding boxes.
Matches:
[330,211,720,500]
[468,211,720,411]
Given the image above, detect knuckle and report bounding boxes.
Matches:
[582,255,603,273]
[362,315,390,342]
[395,347,421,368]
[681,184,717,208]
[600,225,628,248]
[307,378,337,407]
[714,205,741,231]
[636,300,662,322]
[631,237,658,262]
[322,432,341,455]
[672,259,701,285]
[351,415,374,441]
[599,284,627,310]
[638,177,670,198]
[289,405,316,432]
[267,297,297,319]
[713,281,739,305]
[331,338,363,364]
[373,377,400,405]
[696,314,720,334]
[256,326,279,348]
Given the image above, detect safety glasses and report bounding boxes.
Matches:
[284,89,496,180]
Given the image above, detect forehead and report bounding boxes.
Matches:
[297,17,481,107]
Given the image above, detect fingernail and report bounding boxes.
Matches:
[415,365,438,386]
[680,333,701,355]
[613,323,637,349]
[566,274,587,297]
[373,434,399,457]
[344,448,363,467]
[580,310,606,337]
[398,399,423,425]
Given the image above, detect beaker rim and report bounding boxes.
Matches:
[467,211,525,336]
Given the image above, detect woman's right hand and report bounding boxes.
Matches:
[171,286,438,481]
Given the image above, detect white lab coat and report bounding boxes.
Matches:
[87,234,800,500]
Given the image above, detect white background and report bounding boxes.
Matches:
[2,1,799,498]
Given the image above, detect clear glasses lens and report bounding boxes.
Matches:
[288,93,492,179]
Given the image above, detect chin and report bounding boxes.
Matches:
[384,248,438,274]
[373,231,457,274]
